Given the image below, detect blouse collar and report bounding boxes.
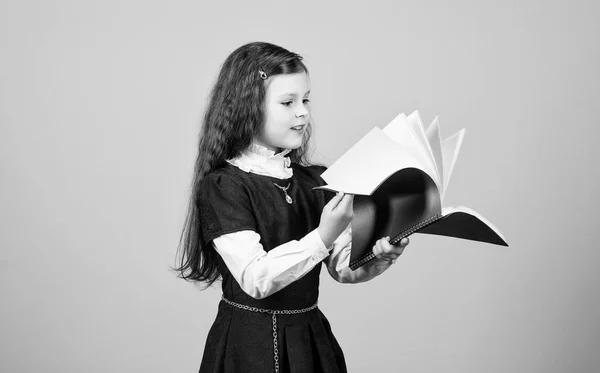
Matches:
[226,143,293,179]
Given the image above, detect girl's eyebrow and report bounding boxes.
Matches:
[278,90,311,98]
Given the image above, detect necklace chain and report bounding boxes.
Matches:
[272,183,290,192]
[273,182,293,204]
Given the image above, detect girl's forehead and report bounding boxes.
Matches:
[266,72,310,96]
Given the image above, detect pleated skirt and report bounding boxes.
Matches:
[199,301,347,373]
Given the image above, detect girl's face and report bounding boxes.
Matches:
[255,72,311,153]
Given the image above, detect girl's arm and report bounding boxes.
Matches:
[212,228,331,299]
[323,224,396,284]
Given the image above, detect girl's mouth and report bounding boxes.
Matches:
[291,125,305,131]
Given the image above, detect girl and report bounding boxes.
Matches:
[175,42,409,373]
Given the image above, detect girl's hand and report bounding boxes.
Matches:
[318,192,354,248]
[373,236,410,264]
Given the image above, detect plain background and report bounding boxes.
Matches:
[1,0,599,372]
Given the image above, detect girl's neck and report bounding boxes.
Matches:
[249,138,287,155]
[247,142,290,157]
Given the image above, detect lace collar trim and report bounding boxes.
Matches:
[226,143,293,179]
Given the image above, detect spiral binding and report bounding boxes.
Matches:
[349,213,442,270]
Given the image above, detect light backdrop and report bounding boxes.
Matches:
[1,1,599,372]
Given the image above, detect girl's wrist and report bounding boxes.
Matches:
[317,227,334,248]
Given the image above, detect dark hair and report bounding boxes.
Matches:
[174,42,313,287]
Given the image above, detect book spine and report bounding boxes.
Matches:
[349,213,442,270]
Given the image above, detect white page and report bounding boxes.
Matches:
[382,112,440,191]
[425,116,444,200]
[407,110,439,182]
[441,128,465,201]
[318,127,430,195]
[442,206,506,241]
[441,205,507,243]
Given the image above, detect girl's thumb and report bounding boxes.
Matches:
[327,191,344,208]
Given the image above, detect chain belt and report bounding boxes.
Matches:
[221,295,318,373]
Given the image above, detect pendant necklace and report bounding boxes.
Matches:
[273,182,293,204]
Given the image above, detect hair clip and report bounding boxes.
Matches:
[258,69,268,80]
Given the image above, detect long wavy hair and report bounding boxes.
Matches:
[174,42,313,287]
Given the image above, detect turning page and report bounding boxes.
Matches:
[407,111,440,183]
[425,116,445,197]
[317,127,429,195]
[382,113,440,190]
[441,129,465,201]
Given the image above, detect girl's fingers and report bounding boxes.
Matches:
[385,237,410,249]
[374,238,392,260]
[326,191,345,210]
[375,236,408,260]
[379,237,392,251]
[372,239,382,257]
[335,194,354,213]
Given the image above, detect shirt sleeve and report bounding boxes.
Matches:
[323,223,393,283]
[212,229,331,299]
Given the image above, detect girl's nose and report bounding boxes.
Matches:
[295,106,309,118]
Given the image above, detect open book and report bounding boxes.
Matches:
[314,110,508,270]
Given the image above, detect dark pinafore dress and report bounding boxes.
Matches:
[197,163,347,373]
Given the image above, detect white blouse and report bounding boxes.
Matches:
[212,143,392,299]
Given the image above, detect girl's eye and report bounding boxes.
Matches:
[281,99,310,107]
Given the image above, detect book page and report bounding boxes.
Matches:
[441,206,506,239]
[381,113,441,191]
[415,205,508,246]
[441,128,465,200]
[425,116,444,199]
[318,127,430,195]
[431,205,508,245]
[407,110,439,181]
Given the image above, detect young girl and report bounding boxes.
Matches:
[175,41,409,373]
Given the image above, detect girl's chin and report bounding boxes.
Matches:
[284,140,303,150]
[260,136,303,153]
[279,136,303,150]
